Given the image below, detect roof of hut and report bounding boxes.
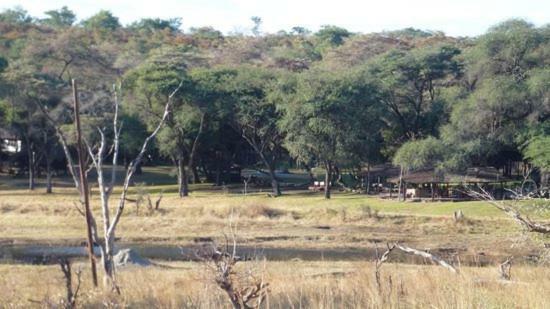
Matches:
[359,164,401,179]
[387,167,513,184]
[0,127,19,140]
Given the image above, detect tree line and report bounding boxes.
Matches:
[0,7,548,198]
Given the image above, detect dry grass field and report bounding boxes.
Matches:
[1,170,549,308]
[1,261,549,308]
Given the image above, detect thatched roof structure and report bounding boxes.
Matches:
[0,127,18,140]
[359,164,401,179]
[387,167,513,184]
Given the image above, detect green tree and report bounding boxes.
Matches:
[129,18,182,33]
[524,136,550,172]
[82,10,121,31]
[392,137,447,200]
[251,16,262,36]
[2,62,63,192]
[227,66,285,196]
[42,6,76,28]
[364,45,461,153]
[291,26,311,36]
[0,7,32,24]
[119,114,150,166]
[393,137,447,171]
[279,69,380,198]
[441,20,548,173]
[315,25,352,47]
[125,46,211,197]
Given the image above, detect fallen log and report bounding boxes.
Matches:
[395,244,458,273]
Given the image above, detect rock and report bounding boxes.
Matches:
[113,248,151,268]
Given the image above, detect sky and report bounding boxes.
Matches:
[1,0,549,37]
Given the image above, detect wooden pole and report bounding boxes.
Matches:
[72,79,98,287]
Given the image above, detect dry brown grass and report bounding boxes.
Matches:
[1,181,549,307]
[0,186,542,257]
[0,261,549,308]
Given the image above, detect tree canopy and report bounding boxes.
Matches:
[0,6,548,195]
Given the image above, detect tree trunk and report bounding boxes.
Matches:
[191,164,200,184]
[101,237,116,288]
[215,164,222,186]
[177,158,189,197]
[542,171,549,188]
[398,166,404,202]
[366,164,371,194]
[46,157,53,194]
[332,165,340,187]
[324,162,332,199]
[28,150,35,191]
[304,164,315,184]
[201,162,212,183]
[268,168,281,196]
[187,112,206,186]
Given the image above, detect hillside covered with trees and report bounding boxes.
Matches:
[0,6,548,197]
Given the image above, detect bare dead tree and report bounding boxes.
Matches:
[467,187,550,235]
[58,258,82,309]
[39,79,182,290]
[146,190,163,213]
[453,209,465,223]
[394,244,458,273]
[196,221,269,309]
[82,80,183,288]
[374,242,457,290]
[375,243,396,291]
[499,257,513,281]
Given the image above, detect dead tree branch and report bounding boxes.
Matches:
[499,257,513,281]
[374,242,457,275]
[394,244,458,273]
[195,220,269,309]
[467,187,550,235]
[58,258,82,309]
[375,243,396,291]
[107,80,183,240]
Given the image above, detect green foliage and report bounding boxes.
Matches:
[315,25,352,47]
[251,16,262,36]
[524,136,550,171]
[279,69,381,168]
[383,27,436,38]
[291,26,311,36]
[441,18,548,169]
[227,66,281,153]
[0,57,7,73]
[119,113,149,159]
[82,10,121,30]
[364,44,461,154]
[187,67,236,114]
[190,26,223,40]
[126,46,190,108]
[393,137,447,170]
[129,18,182,33]
[0,7,32,24]
[0,8,548,185]
[480,19,542,81]
[42,6,76,28]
